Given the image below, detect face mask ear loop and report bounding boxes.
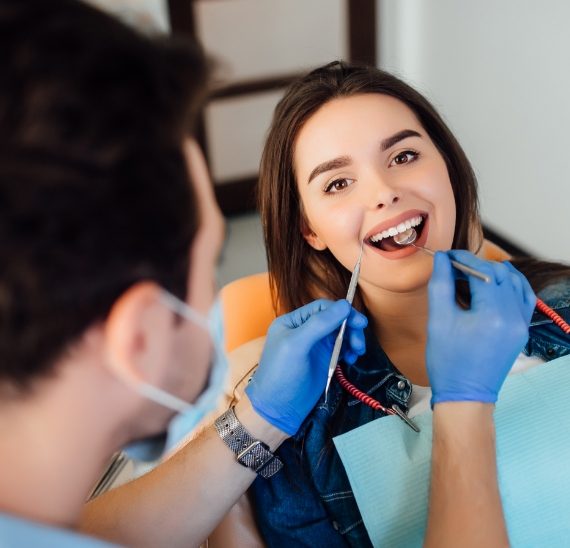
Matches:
[137,381,190,413]
[159,290,210,332]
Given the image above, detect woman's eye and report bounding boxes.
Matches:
[390,150,419,166]
[324,178,354,193]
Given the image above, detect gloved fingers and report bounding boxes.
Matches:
[276,298,336,330]
[345,307,368,329]
[487,260,511,285]
[475,259,533,323]
[478,259,533,324]
[316,307,367,363]
[428,251,457,318]
[292,299,351,343]
[503,261,537,322]
[447,250,498,283]
[343,324,367,357]
[503,261,535,304]
[342,349,358,365]
[447,250,502,311]
[483,260,522,307]
[503,265,526,315]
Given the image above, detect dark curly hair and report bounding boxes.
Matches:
[0,0,209,388]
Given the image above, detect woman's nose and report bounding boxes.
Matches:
[366,171,401,209]
[376,189,400,209]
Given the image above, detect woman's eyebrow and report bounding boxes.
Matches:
[381,129,422,151]
[306,129,422,184]
[308,155,352,183]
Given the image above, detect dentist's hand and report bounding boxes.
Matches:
[427,250,536,405]
[246,299,367,435]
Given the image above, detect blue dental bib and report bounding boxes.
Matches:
[334,354,570,547]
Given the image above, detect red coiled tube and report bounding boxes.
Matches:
[334,365,395,415]
[336,299,569,413]
[536,298,570,335]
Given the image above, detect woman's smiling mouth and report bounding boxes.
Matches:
[364,210,429,259]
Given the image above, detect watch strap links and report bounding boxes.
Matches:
[215,407,283,479]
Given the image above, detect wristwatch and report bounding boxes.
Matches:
[214,407,283,479]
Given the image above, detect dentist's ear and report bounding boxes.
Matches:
[103,282,174,391]
[300,218,327,251]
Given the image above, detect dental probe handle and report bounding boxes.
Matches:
[324,241,364,402]
[449,260,491,283]
[324,320,347,400]
[414,245,491,283]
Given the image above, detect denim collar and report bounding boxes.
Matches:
[530,279,570,326]
[295,327,413,443]
[526,279,570,360]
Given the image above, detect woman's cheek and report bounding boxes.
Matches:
[410,169,456,247]
[317,202,364,269]
[433,187,456,248]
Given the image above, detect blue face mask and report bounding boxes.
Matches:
[123,291,228,462]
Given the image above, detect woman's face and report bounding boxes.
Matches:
[294,93,456,294]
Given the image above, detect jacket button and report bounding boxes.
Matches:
[397,380,406,390]
[546,348,555,357]
[331,520,340,531]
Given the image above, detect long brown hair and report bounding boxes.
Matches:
[258,62,570,313]
[259,62,479,313]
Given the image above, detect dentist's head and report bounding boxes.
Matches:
[0,0,225,482]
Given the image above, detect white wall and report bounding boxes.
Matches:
[195,0,347,184]
[378,0,570,262]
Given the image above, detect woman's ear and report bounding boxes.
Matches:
[300,218,327,251]
[103,282,174,391]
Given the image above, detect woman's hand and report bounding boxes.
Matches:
[427,250,536,405]
[245,299,367,435]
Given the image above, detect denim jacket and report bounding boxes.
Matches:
[250,279,570,547]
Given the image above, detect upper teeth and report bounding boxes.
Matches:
[369,215,424,242]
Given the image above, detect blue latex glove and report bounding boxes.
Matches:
[245,299,368,435]
[427,250,536,405]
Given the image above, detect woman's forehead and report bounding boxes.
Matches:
[293,94,423,177]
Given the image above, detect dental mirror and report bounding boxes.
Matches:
[393,228,491,283]
[393,228,418,247]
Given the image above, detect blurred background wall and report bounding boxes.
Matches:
[89,0,570,285]
[379,0,570,264]
[190,0,350,285]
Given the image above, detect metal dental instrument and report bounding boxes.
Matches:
[324,240,364,402]
[393,228,491,283]
[335,363,422,432]
[391,404,420,433]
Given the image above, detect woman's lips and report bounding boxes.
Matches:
[365,215,430,261]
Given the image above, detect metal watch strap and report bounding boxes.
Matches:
[214,407,283,479]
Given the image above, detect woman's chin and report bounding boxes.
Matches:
[360,264,434,296]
